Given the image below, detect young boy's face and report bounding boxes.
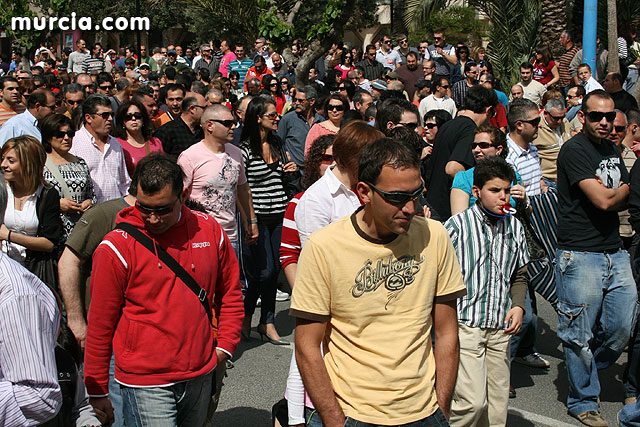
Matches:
[578,67,592,83]
[473,177,511,215]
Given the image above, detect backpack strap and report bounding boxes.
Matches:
[114,222,217,333]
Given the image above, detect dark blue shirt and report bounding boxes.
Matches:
[277,111,325,167]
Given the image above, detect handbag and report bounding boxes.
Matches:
[278,144,303,200]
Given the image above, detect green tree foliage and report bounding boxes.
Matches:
[470,0,541,90]
[2,0,71,49]
[407,6,487,46]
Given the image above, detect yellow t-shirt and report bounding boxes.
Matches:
[290,213,465,425]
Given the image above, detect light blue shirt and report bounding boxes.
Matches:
[0,109,40,146]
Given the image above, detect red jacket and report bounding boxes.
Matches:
[84,205,243,396]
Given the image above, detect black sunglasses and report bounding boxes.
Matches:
[100,85,112,90]
[424,123,438,129]
[399,122,419,130]
[54,130,75,138]
[208,119,235,128]
[368,182,424,205]
[547,113,566,121]
[439,85,450,89]
[519,117,541,127]
[93,112,113,120]
[327,104,345,112]
[320,154,334,163]
[125,113,143,121]
[471,142,499,149]
[586,111,616,123]
[66,99,83,105]
[135,200,177,216]
[615,125,627,132]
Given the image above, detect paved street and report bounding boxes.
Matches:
[212,296,630,426]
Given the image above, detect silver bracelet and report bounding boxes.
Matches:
[248,217,258,225]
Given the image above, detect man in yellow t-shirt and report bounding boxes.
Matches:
[291,137,466,427]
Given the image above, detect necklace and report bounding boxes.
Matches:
[14,194,29,210]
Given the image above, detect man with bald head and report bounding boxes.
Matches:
[154,93,207,160]
[0,89,55,145]
[178,104,258,256]
[270,53,290,80]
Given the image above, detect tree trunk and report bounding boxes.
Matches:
[607,0,620,73]
[540,0,568,58]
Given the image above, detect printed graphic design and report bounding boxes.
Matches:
[596,157,622,189]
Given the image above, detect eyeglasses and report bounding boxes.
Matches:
[327,104,345,112]
[566,94,578,99]
[65,99,83,105]
[519,117,540,127]
[54,130,75,138]
[398,122,419,130]
[99,85,112,90]
[208,119,235,128]
[262,112,279,119]
[586,111,616,123]
[125,112,143,121]
[424,122,438,129]
[383,40,392,44]
[367,182,424,205]
[135,200,177,216]
[434,37,443,41]
[338,86,346,90]
[399,39,408,44]
[471,142,499,149]
[320,154,334,164]
[93,111,113,120]
[615,125,627,132]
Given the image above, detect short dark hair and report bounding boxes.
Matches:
[610,73,625,86]
[365,44,376,52]
[432,75,449,92]
[81,94,112,124]
[165,83,186,97]
[465,85,498,114]
[520,62,533,71]
[423,109,452,127]
[229,70,240,80]
[375,98,419,131]
[582,89,613,113]
[96,72,114,86]
[384,126,423,158]
[63,83,84,96]
[573,85,586,97]
[39,113,73,153]
[133,153,184,197]
[473,156,515,189]
[358,137,420,185]
[164,66,177,80]
[507,98,538,131]
[406,51,418,61]
[26,89,52,109]
[0,76,18,89]
[627,108,640,126]
[253,55,266,65]
[463,61,477,74]
[474,124,509,159]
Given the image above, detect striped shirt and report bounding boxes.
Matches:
[557,45,579,87]
[81,56,105,74]
[445,203,529,329]
[0,104,25,128]
[0,252,61,426]
[239,140,288,216]
[280,193,303,269]
[506,135,542,196]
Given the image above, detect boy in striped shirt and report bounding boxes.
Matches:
[445,156,529,427]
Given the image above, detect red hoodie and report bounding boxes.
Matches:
[84,205,243,396]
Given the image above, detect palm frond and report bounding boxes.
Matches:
[402,0,449,32]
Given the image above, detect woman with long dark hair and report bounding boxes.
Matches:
[262,74,286,115]
[239,95,298,344]
[532,45,560,89]
[112,100,164,176]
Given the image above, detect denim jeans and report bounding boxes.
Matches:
[109,354,124,427]
[121,371,212,427]
[305,407,324,427]
[555,249,638,416]
[510,287,538,360]
[341,408,449,426]
[625,248,640,398]
[619,398,640,426]
[244,220,283,325]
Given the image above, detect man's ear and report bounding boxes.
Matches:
[356,181,372,204]
[471,185,480,200]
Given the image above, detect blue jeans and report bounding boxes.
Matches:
[619,398,640,426]
[305,407,324,427]
[109,354,124,427]
[244,220,283,325]
[342,408,449,426]
[555,249,638,416]
[510,287,538,360]
[121,371,212,427]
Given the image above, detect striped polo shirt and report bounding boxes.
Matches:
[445,203,529,329]
[557,45,579,87]
[506,135,542,196]
[0,104,25,127]
[239,140,288,216]
[81,57,105,74]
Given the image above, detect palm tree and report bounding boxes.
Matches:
[402,0,449,33]
[607,0,620,73]
[540,0,569,57]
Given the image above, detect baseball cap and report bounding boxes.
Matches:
[415,79,430,89]
[371,79,387,91]
[139,63,150,69]
[387,71,400,80]
[167,49,177,56]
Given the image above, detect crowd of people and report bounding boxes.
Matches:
[1,26,640,427]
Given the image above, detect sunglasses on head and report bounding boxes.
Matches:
[367,182,425,205]
[93,111,113,120]
[471,142,498,149]
[327,104,345,112]
[615,125,627,132]
[135,200,176,216]
[519,117,541,127]
[54,130,75,138]
[208,119,235,128]
[125,112,143,121]
[586,111,616,123]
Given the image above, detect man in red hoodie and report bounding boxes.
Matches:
[84,154,244,426]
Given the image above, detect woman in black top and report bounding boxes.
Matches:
[239,96,298,344]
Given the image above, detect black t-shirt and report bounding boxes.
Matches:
[628,157,640,233]
[611,90,639,114]
[424,115,476,221]
[557,132,629,251]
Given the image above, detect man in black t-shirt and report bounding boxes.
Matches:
[424,85,497,221]
[556,89,637,426]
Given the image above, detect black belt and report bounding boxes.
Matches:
[596,247,621,254]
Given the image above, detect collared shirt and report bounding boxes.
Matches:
[194,57,220,78]
[81,57,105,74]
[153,117,204,159]
[228,57,254,88]
[0,252,61,426]
[375,48,401,71]
[295,166,362,247]
[506,135,542,195]
[445,203,529,329]
[582,76,604,94]
[277,110,325,167]
[558,45,579,87]
[451,80,474,109]
[418,94,457,122]
[0,109,40,146]
[355,59,385,82]
[69,126,131,203]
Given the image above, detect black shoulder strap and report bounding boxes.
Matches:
[115,222,215,328]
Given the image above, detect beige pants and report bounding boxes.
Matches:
[450,324,511,427]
